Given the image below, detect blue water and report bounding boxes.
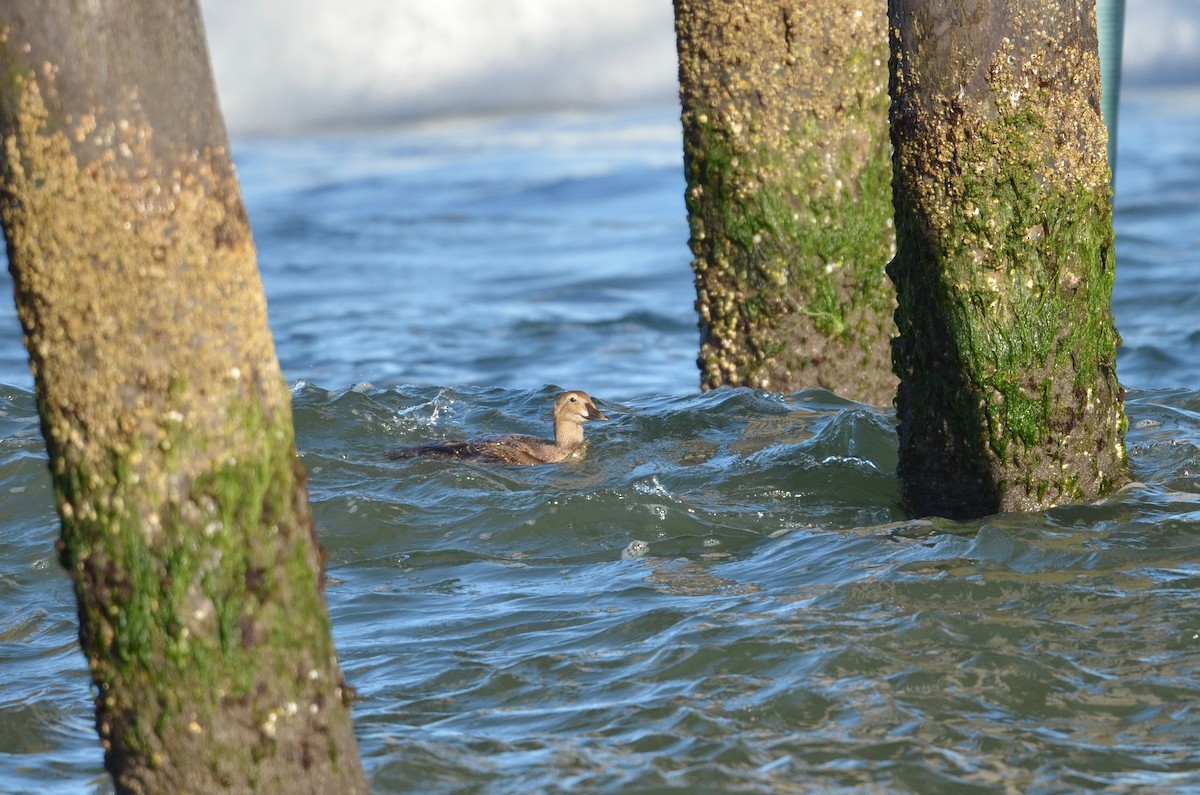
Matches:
[2,92,1200,793]
[240,110,696,398]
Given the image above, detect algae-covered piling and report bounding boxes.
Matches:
[887,0,1129,517]
[0,2,367,790]
[674,0,897,404]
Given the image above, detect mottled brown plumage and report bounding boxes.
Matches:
[388,390,608,465]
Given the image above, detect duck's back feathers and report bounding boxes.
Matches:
[387,435,557,465]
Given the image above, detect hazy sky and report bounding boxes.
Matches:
[199,0,1198,133]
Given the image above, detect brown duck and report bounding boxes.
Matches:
[388,390,608,465]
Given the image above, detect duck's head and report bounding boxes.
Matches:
[554,390,608,425]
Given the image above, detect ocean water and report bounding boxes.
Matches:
[2,91,1200,794]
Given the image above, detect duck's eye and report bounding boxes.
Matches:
[569,396,577,402]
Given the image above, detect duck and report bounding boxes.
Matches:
[387,390,608,465]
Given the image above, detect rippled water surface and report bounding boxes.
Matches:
[2,96,1199,793]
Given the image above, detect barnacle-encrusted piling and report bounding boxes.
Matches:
[888,0,1129,517]
[0,2,367,791]
[674,0,897,404]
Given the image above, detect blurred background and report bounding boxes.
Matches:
[198,0,1200,135]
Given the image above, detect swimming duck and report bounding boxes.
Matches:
[388,390,608,465]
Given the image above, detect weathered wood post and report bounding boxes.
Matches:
[674,0,897,405]
[887,0,1129,518]
[0,1,368,791]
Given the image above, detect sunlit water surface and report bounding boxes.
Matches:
[1,96,1199,793]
